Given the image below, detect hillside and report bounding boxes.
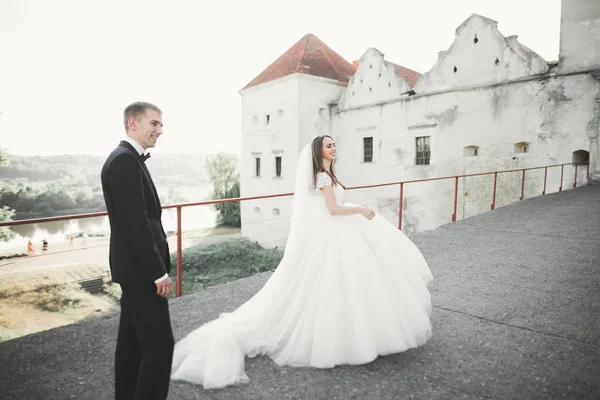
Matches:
[0,152,228,220]
[0,153,209,184]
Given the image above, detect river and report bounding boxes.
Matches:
[0,205,217,252]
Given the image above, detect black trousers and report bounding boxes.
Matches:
[115,282,174,400]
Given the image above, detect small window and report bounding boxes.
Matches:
[463,145,479,157]
[275,156,282,177]
[272,208,280,216]
[572,150,589,165]
[252,116,258,125]
[363,137,373,163]
[277,109,284,117]
[254,207,260,213]
[255,157,261,177]
[265,115,270,125]
[514,142,530,154]
[416,136,431,165]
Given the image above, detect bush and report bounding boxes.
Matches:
[0,253,26,260]
[102,277,122,302]
[170,238,283,295]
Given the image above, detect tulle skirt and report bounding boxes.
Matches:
[171,205,433,389]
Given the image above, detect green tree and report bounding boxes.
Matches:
[0,146,16,241]
[0,206,15,241]
[205,153,240,227]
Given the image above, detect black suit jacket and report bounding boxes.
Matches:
[101,141,171,284]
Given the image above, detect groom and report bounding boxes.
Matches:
[101,102,174,400]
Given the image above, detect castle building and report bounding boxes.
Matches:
[239,0,600,248]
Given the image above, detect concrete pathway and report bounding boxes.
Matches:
[1,186,598,400]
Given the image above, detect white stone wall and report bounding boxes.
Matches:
[558,0,600,178]
[414,14,548,94]
[332,72,598,232]
[328,10,600,233]
[559,0,600,74]
[296,74,347,148]
[338,48,412,109]
[240,76,299,248]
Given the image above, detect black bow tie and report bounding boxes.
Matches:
[140,153,151,162]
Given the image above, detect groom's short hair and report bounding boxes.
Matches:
[123,102,162,132]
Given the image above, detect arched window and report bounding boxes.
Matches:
[463,145,480,157]
[572,150,589,165]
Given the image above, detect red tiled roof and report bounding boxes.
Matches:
[351,60,421,88]
[241,33,356,90]
[389,62,421,88]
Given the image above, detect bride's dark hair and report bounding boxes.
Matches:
[311,135,345,189]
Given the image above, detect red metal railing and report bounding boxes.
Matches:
[0,162,587,297]
[347,162,583,224]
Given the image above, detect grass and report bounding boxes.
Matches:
[170,237,283,295]
[31,285,82,312]
[0,234,280,342]
[0,281,120,343]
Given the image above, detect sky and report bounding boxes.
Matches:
[0,0,561,157]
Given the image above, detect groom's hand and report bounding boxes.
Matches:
[156,277,173,297]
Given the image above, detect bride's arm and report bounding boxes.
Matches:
[321,186,374,219]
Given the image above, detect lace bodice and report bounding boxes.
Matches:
[315,172,333,189]
[314,172,344,203]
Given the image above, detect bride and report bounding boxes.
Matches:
[171,135,433,389]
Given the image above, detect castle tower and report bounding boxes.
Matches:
[238,33,355,247]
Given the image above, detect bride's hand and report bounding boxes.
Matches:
[361,208,375,220]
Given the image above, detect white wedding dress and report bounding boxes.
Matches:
[171,142,433,389]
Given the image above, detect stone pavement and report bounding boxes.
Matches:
[1,186,598,400]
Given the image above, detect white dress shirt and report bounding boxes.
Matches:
[123,136,169,285]
[123,136,148,158]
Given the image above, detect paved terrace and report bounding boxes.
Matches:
[1,186,599,400]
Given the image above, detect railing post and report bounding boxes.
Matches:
[491,172,497,210]
[542,167,548,195]
[587,163,590,181]
[559,165,564,192]
[398,182,404,231]
[452,176,458,222]
[520,169,526,200]
[176,206,183,298]
[573,164,578,188]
